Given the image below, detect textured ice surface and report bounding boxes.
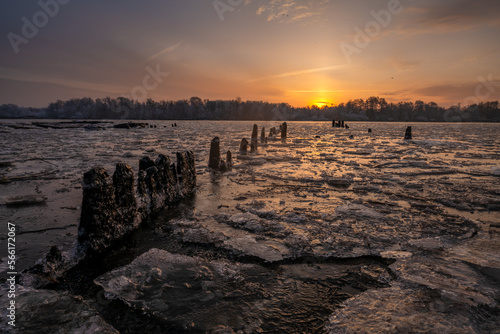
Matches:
[0,286,118,334]
[94,248,261,331]
[327,222,500,333]
[94,248,391,333]
[327,283,490,334]
[1,120,499,332]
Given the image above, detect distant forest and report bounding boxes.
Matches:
[1,96,499,122]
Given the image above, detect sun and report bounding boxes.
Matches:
[310,99,335,108]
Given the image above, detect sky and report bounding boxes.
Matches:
[0,0,499,108]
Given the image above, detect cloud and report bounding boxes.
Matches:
[378,90,411,96]
[289,90,345,93]
[396,0,500,35]
[256,0,330,23]
[0,67,128,95]
[147,41,183,61]
[389,58,422,71]
[248,65,346,82]
[412,77,500,102]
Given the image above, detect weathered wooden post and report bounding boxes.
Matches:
[78,167,117,255]
[240,138,249,152]
[404,126,412,140]
[226,151,232,170]
[281,122,287,139]
[209,137,220,169]
[251,124,258,151]
[251,140,257,152]
[139,156,155,171]
[252,124,258,141]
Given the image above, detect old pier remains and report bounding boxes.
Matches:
[78,151,196,256]
[209,137,232,172]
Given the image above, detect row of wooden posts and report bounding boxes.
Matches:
[209,122,413,171]
[209,122,288,172]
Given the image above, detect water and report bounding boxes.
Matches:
[0,120,499,333]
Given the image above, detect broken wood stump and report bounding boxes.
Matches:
[281,122,287,139]
[208,138,232,172]
[209,137,221,169]
[240,138,249,152]
[78,151,196,257]
[404,126,412,140]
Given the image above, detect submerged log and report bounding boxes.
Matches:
[113,122,148,129]
[5,195,47,207]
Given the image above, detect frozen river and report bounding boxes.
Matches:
[1,120,499,333]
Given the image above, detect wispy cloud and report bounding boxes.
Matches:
[412,79,500,99]
[389,58,422,71]
[147,41,182,61]
[248,65,346,83]
[379,90,411,97]
[256,0,330,23]
[0,67,127,94]
[289,90,346,93]
[394,0,500,36]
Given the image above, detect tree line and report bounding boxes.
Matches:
[0,96,499,122]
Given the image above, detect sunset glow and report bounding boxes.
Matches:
[1,0,499,107]
[0,2,499,332]
[310,99,336,109]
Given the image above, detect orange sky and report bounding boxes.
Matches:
[1,0,499,108]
